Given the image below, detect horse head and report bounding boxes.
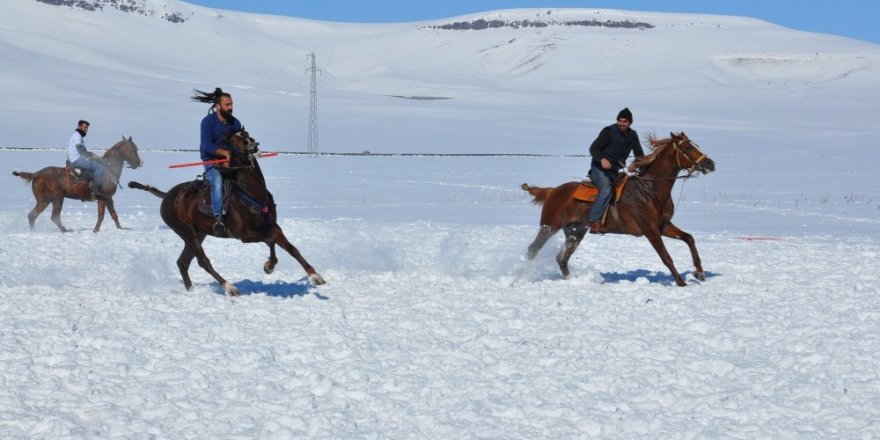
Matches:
[114,135,144,169]
[227,129,260,155]
[667,132,715,175]
[637,132,715,176]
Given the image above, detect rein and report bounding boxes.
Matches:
[631,140,706,182]
[99,141,136,189]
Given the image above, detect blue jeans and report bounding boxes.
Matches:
[72,157,104,187]
[205,166,224,217]
[588,165,616,223]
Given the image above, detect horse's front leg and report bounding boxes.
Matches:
[93,200,107,233]
[105,197,123,230]
[662,222,704,281]
[643,228,686,286]
[269,224,325,285]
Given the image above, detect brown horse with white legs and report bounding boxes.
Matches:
[12,136,143,233]
[522,132,715,286]
[128,130,325,296]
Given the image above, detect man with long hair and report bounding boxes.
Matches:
[191,87,242,236]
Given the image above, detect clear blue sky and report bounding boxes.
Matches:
[184,0,878,44]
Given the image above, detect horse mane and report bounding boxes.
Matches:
[631,133,677,170]
[102,136,130,161]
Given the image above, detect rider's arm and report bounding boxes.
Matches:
[589,127,612,161]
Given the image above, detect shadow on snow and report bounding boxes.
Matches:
[601,269,720,286]
[209,278,329,299]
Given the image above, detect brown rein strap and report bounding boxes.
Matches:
[673,140,706,176]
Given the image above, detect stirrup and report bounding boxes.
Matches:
[213,219,228,236]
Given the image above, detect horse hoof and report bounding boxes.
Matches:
[694,271,705,281]
[264,262,275,275]
[223,282,240,296]
[309,273,326,286]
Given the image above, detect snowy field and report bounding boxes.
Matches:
[3,1,880,437]
[2,149,879,439]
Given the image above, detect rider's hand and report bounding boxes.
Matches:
[216,148,231,167]
[600,158,612,170]
[627,163,638,173]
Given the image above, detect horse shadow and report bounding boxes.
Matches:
[211,278,329,299]
[601,269,720,286]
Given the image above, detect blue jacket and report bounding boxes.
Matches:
[200,111,242,162]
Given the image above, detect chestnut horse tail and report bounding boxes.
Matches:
[128,181,167,199]
[521,183,553,205]
[12,171,36,183]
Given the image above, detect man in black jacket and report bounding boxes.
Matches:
[586,107,644,234]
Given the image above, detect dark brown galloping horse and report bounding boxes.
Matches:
[12,136,143,233]
[128,130,325,296]
[522,132,715,286]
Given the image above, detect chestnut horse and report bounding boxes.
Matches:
[12,136,143,233]
[522,132,715,286]
[128,130,325,296]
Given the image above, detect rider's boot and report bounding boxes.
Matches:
[213,215,228,237]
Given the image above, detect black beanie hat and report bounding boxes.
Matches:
[617,107,633,122]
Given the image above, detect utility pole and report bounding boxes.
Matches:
[306,52,320,154]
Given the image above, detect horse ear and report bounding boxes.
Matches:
[122,135,126,141]
[128,136,132,141]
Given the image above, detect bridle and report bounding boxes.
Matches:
[225,131,261,170]
[672,139,708,177]
[631,138,708,181]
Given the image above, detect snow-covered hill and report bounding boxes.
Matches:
[3,0,879,153]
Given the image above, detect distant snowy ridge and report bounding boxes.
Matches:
[34,0,190,23]
[425,13,654,31]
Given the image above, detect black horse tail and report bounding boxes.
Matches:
[12,171,36,182]
[128,181,167,199]
[521,183,552,206]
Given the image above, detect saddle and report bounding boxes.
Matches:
[64,160,93,183]
[192,174,276,233]
[190,177,228,218]
[573,174,629,203]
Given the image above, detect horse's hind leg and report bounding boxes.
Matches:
[178,232,238,296]
[264,243,278,274]
[26,200,50,231]
[556,222,587,279]
[49,198,70,232]
[176,243,197,291]
[526,225,557,260]
[662,222,705,281]
[269,224,325,285]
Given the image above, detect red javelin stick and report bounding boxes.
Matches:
[168,151,279,169]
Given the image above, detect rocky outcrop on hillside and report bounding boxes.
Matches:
[35,0,190,23]
[425,15,653,31]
